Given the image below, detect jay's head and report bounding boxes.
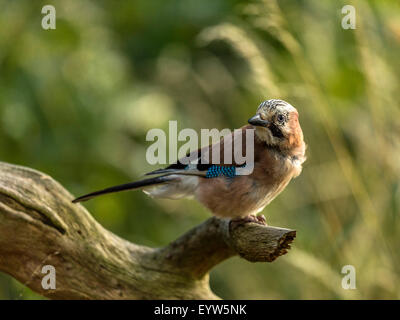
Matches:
[248,99,304,152]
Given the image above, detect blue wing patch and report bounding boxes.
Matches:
[205,165,236,178]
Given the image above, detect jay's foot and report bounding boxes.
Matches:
[231,214,267,227]
[255,214,267,225]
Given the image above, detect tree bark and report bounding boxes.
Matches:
[0,161,296,299]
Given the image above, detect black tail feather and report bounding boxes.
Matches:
[72,175,173,203]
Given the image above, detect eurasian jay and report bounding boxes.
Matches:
[73,99,306,223]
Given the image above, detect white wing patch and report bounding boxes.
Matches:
[143,175,199,199]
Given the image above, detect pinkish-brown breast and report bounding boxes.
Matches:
[195,130,300,218]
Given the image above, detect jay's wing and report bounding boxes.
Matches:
[145,125,252,178]
[72,126,254,203]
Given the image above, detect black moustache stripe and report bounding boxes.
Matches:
[268,124,284,138]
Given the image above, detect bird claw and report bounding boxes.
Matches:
[231,214,267,227]
[256,214,267,225]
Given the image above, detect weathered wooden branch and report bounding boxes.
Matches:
[0,161,296,299]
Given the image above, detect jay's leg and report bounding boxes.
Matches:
[230,214,267,227]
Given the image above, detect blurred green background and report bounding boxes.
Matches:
[0,0,399,299]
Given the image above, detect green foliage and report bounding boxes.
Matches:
[0,0,399,299]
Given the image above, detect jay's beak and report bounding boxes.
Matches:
[248,114,269,127]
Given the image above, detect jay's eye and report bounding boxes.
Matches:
[277,114,285,123]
